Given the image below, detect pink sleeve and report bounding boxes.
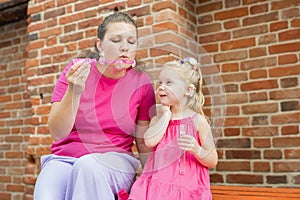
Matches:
[137,76,157,121]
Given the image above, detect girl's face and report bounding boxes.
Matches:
[157,67,187,107]
[99,22,137,70]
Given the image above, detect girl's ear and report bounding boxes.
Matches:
[185,84,195,97]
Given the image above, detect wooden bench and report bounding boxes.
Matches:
[211,185,300,200]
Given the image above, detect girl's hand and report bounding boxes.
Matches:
[66,61,91,95]
[157,105,172,120]
[178,134,201,156]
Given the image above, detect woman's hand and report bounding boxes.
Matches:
[66,61,91,95]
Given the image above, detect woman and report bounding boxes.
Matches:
[34,12,156,200]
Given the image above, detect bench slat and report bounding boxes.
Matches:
[211,185,300,200]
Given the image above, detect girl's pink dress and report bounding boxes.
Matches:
[129,115,212,200]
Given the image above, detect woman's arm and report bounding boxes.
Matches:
[48,88,81,140]
[48,61,90,140]
[135,120,152,167]
[178,115,218,169]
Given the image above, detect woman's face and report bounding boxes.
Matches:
[99,22,137,70]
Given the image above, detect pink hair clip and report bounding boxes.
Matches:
[179,57,197,66]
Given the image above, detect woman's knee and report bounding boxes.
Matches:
[72,154,109,175]
[34,160,72,200]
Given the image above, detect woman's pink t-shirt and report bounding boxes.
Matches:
[50,58,156,158]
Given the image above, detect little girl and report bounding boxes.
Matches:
[123,57,218,200]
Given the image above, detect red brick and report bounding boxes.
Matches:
[250,3,268,14]
[44,7,65,20]
[273,162,300,172]
[59,12,84,25]
[281,25,300,40]
[258,34,276,44]
[243,127,278,137]
[5,152,24,158]
[78,19,97,31]
[233,25,268,38]
[283,8,300,20]
[222,72,247,83]
[27,22,47,33]
[250,69,267,79]
[214,50,247,63]
[221,63,239,72]
[278,54,298,65]
[242,103,278,114]
[241,80,278,91]
[225,106,239,116]
[269,42,300,54]
[264,150,282,159]
[27,4,43,15]
[0,193,11,200]
[241,56,276,70]
[227,174,263,184]
[253,162,270,172]
[6,184,24,192]
[281,125,299,135]
[270,21,288,32]
[249,47,267,58]
[198,23,222,34]
[224,117,250,126]
[273,136,300,147]
[153,21,179,32]
[291,18,300,27]
[37,126,50,134]
[224,19,241,29]
[217,161,250,171]
[46,37,57,46]
[285,149,300,159]
[41,46,64,56]
[197,2,222,14]
[269,65,300,77]
[215,7,248,20]
[270,88,300,100]
[221,38,255,51]
[253,138,271,148]
[61,32,84,43]
[224,128,240,136]
[152,1,176,12]
[243,12,278,26]
[249,91,267,102]
[154,33,187,48]
[199,32,231,43]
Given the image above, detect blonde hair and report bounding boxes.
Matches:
[164,57,205,116]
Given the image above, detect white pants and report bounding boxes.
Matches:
[34,152,140,200]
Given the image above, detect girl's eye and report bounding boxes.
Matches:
[166,81,172,85]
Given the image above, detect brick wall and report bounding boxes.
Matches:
[0,20,31,200]
[0,0,299,199]
[197,0,300,187]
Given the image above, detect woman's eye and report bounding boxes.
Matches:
[112,39,120,43]
[128,40,136,44]
[166,81,172,85]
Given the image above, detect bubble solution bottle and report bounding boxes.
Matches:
[179,124,186,175]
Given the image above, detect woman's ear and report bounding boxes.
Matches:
[96,38,103,53]
[185,84,196,97]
